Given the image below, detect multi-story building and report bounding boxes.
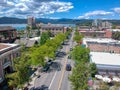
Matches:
[27,16,36,27]
[40,25,68,36]
[84,38,120,53]
[102,21,112,29]
[0,43,21,84]
[83,38,120,75]
[0,26,17,43]
[78,26,112,38]
[92,19,102,28]
[92,19,112,29]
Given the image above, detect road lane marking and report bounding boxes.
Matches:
[48,71,57,89]
[57,48,68,90]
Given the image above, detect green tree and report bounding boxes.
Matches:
[112,24,116,29]
[71,46,90,63]
[112,31,120,40]
[90,63,97,77]
[69,63,90,90]
[6,55,30,89]
[30,47,45,66]
[73,31,84,44]
[40,32,50,45]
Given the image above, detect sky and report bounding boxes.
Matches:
[0,0,120,19]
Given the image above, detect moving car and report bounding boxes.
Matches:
[66,64,72,71]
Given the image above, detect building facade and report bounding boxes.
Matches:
[79,30,112,38]
[0,43,21,84]
[40,25,68,36]
[84,38,120,54]
[27,16,36,27]
[0,26,17,43]
[83,38,120,75]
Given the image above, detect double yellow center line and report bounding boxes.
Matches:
[57,46,69,90]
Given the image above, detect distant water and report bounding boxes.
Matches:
[52,24,76,27]
[0,24,76,30]
[0,24,27,30]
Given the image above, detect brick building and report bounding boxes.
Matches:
[0,43,21,84]
[40,25,68,36]
[83,38,120,54]
[0,26,17,43]
[78,26,112,38]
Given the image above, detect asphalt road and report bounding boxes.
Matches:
[29,30,75,90]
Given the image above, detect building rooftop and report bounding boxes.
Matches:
[79,30,105,33]
[41,25,64,28]
[0,44,9,50]
[0,43,20,54]
[90,52,120,66]
[83,38,119,45]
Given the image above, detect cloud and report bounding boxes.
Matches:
[78,10,113,19]
[112,7,120,14]
[0,0,73,18]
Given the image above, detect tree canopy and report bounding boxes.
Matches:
[112,31,120,40]
[69,63,90,90]
[71,45,90,63]
[73,31,84,44]
[40,32,50,45]
[6,55,30,89]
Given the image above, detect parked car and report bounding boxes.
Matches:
[68,55,71,59]
[37,75,41,78]
[70,48,73,51]
[47,59,53,66]
[66,64,72,71]
[42,65,49,72]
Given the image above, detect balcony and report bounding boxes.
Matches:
[3,61,11,69]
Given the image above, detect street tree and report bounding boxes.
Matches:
[71,46,90,63]
[69,62,90,90]
[6,55,30,89]
[90,63,98,77]
[30,47,45,66]
[73,31,84,44]
[112,31,120,40]
[40,32,50,45]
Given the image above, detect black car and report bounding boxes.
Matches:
[42,65,49,72]
[68,55,71,59]
[66,64,72,71]
[47,59,53,66]
[70,48,73,51]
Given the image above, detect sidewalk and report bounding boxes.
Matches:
[24,67,42,90]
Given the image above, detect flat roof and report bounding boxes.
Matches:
[29,37,40,41]
[83,38,119,46]
[0,44,9,50]
[90,52,120,66]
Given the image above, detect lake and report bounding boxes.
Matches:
[0,24,76,30]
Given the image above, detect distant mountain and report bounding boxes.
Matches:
[0,17,93,24]
[0,17,27,24]
[0,17,120,25]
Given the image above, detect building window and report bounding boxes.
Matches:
[16,53,19,57]
[3,58,9,64]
